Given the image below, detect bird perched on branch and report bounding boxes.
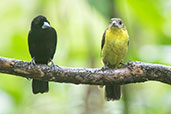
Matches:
[28,15,57,94]
[101,18,129,100]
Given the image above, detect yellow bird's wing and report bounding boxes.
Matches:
[101,29,108,50]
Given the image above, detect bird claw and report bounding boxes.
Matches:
[50,59,55,67]
[27,77,31,81]
[50,59,60,71]
[127,60,134,71]
[120,60,131,67]
[29,57,36,67]
[101,65,110,71]
[127,60,131,65]
[120,62,127,67]
[27,57,36,81]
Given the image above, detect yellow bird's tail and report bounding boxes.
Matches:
[105,84,121,101]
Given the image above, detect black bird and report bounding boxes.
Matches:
[28,15,57,94]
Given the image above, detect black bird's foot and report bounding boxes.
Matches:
[29,57,36,67]
[50,59,60,70]
[50,59,55,67]
[28,57,36,80]
[27,78,31,81]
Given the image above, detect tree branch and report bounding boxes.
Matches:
[0,57,171,85]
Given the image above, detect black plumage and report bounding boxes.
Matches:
[28,15,57,94]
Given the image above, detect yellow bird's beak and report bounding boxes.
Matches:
[112,21,120,27]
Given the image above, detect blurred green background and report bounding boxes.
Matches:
[0,0,171,114]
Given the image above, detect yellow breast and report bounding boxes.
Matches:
[101,28,129,67]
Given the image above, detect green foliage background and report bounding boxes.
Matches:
[0,0,171,114]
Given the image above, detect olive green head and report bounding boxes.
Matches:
[109,18,126,31]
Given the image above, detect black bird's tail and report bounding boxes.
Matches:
[105,84,121,101]
[32,79,49,94]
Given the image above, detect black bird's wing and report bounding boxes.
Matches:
[28,30,35,59]
[47,27,57,60]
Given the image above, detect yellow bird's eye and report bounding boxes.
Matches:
[119,21,122,25]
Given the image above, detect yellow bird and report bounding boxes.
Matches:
[101,18,129,101]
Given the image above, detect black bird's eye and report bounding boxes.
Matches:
[119,21,122,25]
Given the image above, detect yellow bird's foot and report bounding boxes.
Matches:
[127,60,135,71]
[127,60,131,65]
[101,65,110,71]
[120,60,131,67]
[120,62,127,68]
[120,60,134,71]
[95,66,109,73]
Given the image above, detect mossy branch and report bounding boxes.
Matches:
[0,57,171,85]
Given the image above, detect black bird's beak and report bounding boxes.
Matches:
[42,22,51,29]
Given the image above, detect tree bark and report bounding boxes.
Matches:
[0,57,171,85]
